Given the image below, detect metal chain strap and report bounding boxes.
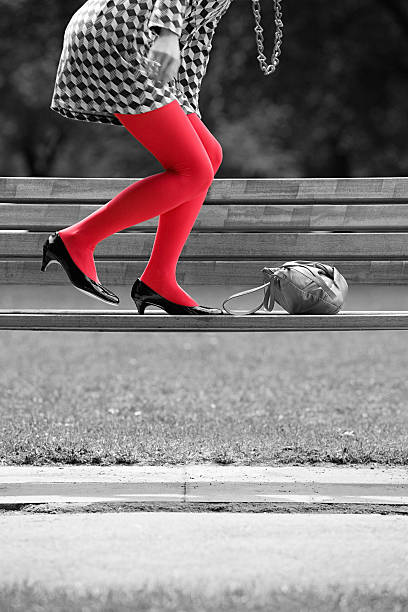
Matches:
[251,0,283,75]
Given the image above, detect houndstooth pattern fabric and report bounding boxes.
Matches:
[50,0,233,126]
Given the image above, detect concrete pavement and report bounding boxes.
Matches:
[1,465,407,506]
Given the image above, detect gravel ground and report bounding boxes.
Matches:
[1,513,408,611]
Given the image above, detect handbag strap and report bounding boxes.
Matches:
[221,280,274,316]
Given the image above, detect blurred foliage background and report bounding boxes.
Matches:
[0,0,407,178]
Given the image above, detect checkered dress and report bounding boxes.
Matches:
[50,0,233,126]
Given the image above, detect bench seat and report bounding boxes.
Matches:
[1,176,407,332]
[1,310,408,332]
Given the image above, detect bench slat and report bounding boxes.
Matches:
[1,259,407,285]
[1,310,408,331]
[2,203,408,231]
[2,232,408,259]
[1,177,408,203]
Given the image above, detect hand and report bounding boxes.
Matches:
[146,29,181,86]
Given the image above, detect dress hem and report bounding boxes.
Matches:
[50,104,123,126]
[50,101,201,124]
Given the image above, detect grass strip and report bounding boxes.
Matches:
[1,582,408,612]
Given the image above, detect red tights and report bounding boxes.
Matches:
[58,99,223,306]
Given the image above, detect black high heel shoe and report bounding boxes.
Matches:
[41,231,120,305]
[131,278,225,315]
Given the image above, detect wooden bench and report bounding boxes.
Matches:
[1,176,408,332]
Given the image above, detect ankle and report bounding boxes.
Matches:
[59,229,95,253]
[140,269,175,287]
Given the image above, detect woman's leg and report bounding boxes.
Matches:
[139,112,223,304]
[57,100,214,306]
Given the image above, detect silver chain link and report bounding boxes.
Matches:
[251,0,283,75]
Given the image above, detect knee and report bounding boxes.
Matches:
[185,152,215,197]
[207,138,223,175]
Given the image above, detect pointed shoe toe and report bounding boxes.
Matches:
[86,277,120,305]
[41,231,120,305]
[130,278,225,315]
[189,305,225,315]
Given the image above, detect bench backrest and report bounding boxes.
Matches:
[1,177,407,286]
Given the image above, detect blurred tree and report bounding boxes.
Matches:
[0,0,406,177]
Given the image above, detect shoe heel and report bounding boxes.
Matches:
[132,297,147,314]
[40,248,54,272]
